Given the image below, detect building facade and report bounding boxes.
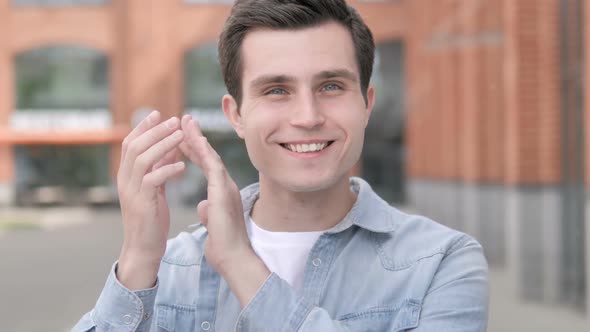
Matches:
[0,0,406,204]
[404,0,589,316]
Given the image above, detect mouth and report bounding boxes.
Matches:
[280,141,335,153]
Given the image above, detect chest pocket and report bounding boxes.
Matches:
[156,304,196,332]
[337,300,421,332]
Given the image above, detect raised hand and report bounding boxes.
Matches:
[179,115,250,269]
[116,111,185,290]
[179,115,270,306]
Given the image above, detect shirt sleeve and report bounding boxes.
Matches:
[235,236,489,332]
[71,262,159,332]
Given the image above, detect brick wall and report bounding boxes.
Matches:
[0,0,13,183]
[406,0,503,183]
[406,0,562,186]
[503,0,561,185]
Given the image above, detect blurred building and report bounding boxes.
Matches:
[0,0,588,319]
[0,0,406,206]
[404,0,589,317]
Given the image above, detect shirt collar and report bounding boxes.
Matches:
[239,177,399,234]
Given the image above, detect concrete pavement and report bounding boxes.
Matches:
[0,206,195,332]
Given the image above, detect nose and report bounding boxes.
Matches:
[289,92,325,129]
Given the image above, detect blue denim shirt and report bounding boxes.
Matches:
[73,177,489,331]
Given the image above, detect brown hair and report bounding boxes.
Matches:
[218,0,375,107]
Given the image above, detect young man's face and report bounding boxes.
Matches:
[223,21,374,192]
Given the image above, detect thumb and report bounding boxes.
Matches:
[197,200,209,226]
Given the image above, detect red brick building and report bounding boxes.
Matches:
[405,0,588,313]
[0,0,588,315]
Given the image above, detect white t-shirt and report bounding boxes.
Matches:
[246,217,323,295]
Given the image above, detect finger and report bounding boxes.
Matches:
[181,114,192,133]
[122,110,161,157]
[180,115,209,168]
[182,117,206,151]
[153,147,179,171]
[182,115,204,139]
[118,110,161,182]
[156,148,184,181]
[121,117,180,187]
[194,137,226,182]
[197,200,209,226]
[141,161,185,189]
[130,130,184,191]
[180,115,193,142]
[180,115,198,162]
[179,140,203,169]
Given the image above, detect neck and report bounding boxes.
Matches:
[250,176,357,232]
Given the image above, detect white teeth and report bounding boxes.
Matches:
[285,142,329,153]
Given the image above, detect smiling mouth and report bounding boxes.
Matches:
[280,141,335,153]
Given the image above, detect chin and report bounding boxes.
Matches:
[272,172,347,193]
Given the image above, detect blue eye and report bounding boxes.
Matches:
[322,83,341,91]
[266,87,287,95]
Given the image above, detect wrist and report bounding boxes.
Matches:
[216,247,258,276]
[218,250,271,307]
[117,251,161,290]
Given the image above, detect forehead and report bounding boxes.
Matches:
[240,21,359,84]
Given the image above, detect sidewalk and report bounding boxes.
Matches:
[488,267,589,332]
[0,206,93,233]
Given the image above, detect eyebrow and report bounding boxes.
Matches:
[249,69,358,90]
[314,69,358,82]
[250,74,297,90]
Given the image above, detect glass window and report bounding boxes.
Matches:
[185,44,227,110]
[16,46,109,110]
[13,46,112,203]
[183,43,257,199]
[363,41,405,203]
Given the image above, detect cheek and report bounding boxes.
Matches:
[243,134,265,173]
[348,126,366,156]
[341,113,368,157]
[241,112,279,167]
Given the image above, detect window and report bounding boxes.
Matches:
[13,46,112,202]
[16,46,109,110]
[363,41,405,203]
[183,43,256,198]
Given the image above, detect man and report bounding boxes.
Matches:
[74,0,489,331]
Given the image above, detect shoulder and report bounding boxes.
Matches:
[348,177,483,269]
[161,226,208,266]
[371,205,485,271]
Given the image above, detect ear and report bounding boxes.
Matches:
[364,85,376,127]
[222,94,245,139]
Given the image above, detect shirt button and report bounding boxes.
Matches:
[312,258,322,267]
[122,314,133,325]
[143,312,150,321]
[201,321,211,330]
